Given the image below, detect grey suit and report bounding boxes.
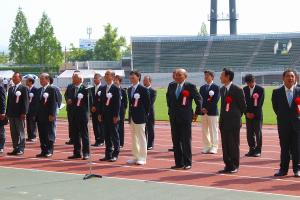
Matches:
[219,83,246,170]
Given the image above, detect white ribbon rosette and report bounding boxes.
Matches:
[15,91,21,103]
[253,93,259,107]
[29,92,34,103]
[43,92,49,104]
[77,93,83,106]
[97,91,101,96]
[208,90,214,102]
[106,93,113,106]
[133,93,140,107]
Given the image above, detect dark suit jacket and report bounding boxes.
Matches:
[90,85,103,115]
[120,87,128,118]
[219,83,246,130]
[6,84,29,118]
[148,87,157,121]
[64,84,74,112]
[199,83,220,116]
[36,85,57,122]
[0,85,6,126]
[71,84,89,123]
[243,84,264,120]
[166,81,176,115]
[28,86,39,117]
[166,81,202,123]
[52,85,62,108]
[128,84,150,124]
[98,84,120,121]
[272,86,300,132]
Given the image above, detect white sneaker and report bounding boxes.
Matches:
[127,159,137,164]
[136,160,146,165]
[209,147,218,154]
[201,147,210,154]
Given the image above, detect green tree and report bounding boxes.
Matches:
[0,52,9,64]
[9,7,31,64]
[30,12,63,68]
[122,44,131,57]
[94,23,126,61]
[198,22,208,36]
[67,43,94,61]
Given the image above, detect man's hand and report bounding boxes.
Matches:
[201,108,208,114]
[98,115,102,122]
[49,115,55,122]
[67,99,72,105]
[20,114,26,120]
[91,106,96,113]
[113,117,118,124]
[192,114,198,122]
[246,113,255,119]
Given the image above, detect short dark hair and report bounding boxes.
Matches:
[222,68,234,81]
[115,75,123,83]
[49,76,54,84]
[204,70,214,78]
[283,69,297,78]
[14,72,22,79]
[129,70,141,81]
[244,74,255,83]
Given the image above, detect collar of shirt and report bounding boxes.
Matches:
[224,82,232,91]
[132,82,140,90]
[14,82,22,89]
[95,83,101,89]
[75,83,82,89]
[43,84,49,90]
[146,85,151,89]
[285,85,294,93]
[207,81,213,87]
[28,86,33,91]
[177,81,185,88]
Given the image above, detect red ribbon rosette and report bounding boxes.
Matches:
[182,90,190,106]
[225,96,233,112]
[295,97,300,114]
[253,93,259,107]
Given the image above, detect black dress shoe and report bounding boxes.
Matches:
[68,154,81,159]
[171,165,184,170]
[36,153,46,157]
[294,171,300,177]
[15,151,24,156]
[274,170,287,177]
[109,157,117,162]
[99,157,110,161]
[82,155,90,160]
[184,165,192,170]
[147,146,153,150]
[168,148,174,152]
[45,153,53,158]
[65,141,73,145]
[253,153,261,157]
[245,151,255,157]
[7,150,17,155]
[0,149,4,154]
[91,143,101,147]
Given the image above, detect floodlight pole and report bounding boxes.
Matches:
[83,82,102,180]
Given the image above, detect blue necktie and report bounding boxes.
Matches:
[287,90,293,107]
[176,85,182,99]
[131,87,136,98]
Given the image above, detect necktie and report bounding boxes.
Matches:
[12,86,16,93]
[206,84,210,92]
[224,87,228,97]
[131,87,136,98]
[40,88,45,99]
[106,86,110,93]
[74,87,78,97]
[287,90,293,107]
[176,84,182,99]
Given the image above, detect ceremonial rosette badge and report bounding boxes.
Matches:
[295,97,300,114]
[253,93,259,107]
[182,90,190,106]
[225,96,233,112]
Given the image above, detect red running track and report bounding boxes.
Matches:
[0,120,299,196]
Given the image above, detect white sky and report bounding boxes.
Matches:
[1,0,300,51]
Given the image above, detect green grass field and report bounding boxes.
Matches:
[57,87,277,124]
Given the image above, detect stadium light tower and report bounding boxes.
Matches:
[87,27,92,39]
[209,0,238,35]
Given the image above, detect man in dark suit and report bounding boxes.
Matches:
[114,75,128,148]
[166,68,202,170]
[243,74,265,157]
[25,76,38,142]
[167,69,178,152]
[36,73,57,158]
[199,70,220,154]
[6,72,29,156]
[64,71,79,145]
[68,73,90,160]
[272,69,300,177]
[218,68,246,174]
[99,70,121,162]
[127,70,151,165]
[90,73,104,147]
[143,75,157,150]
[0,84,6,154]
